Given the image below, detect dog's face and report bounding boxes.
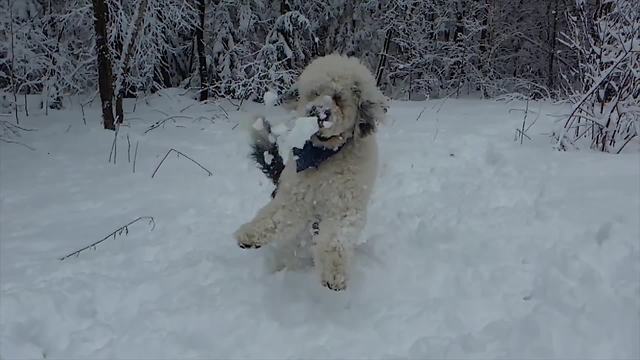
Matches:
[301,85,358,149]
[293,55,388,150]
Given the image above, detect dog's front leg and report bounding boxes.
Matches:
[235,196,307,249]
[312,211,365,291]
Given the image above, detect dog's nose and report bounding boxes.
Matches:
[317,109,331,127]
[307,106,331,127]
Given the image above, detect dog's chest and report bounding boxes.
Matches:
[278,139,376,209]
[292,141,344,173]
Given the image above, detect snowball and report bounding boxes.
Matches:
[269,116,320,162]
[263,151,273,165]
[271,123,289,136]
[252,117,265,131]
[284,116,320,151]
[263,91,279,107]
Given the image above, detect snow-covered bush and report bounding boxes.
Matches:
[0,0,95,112]
[554,0,639,153]
[107,0,198,96]
[238,10,318,101]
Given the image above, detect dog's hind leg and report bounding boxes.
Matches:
[312,213,364,291]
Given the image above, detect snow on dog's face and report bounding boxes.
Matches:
[294,55,388,149]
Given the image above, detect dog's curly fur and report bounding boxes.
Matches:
[235,54,387,291]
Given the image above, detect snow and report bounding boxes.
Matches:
[262,90,279,107]
[270,122,289,137]
[281,116,319,154]
[1,92,639,359]
[253,114,319,162]
[251,116,265,131]
[263,151,273,165]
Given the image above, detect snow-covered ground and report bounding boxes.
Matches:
[1,90,638,359]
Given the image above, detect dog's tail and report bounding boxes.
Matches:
[250,117,284,186]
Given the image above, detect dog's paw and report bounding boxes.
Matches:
[238,242,261,249]
[321,271,347,291]
[234,224,263,249]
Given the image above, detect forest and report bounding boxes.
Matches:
[1,0,638,152]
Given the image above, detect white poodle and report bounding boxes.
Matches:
[234,54,388,291]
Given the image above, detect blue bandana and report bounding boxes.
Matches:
[293,141,343,172]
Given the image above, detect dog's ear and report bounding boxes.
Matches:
[353,81,387,137]
[357,100,378,136]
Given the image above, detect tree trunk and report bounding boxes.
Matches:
[91,0,115,130]
[547,0,559,91]
[196,0,207,101]
[376,29,392,88]
[8,0,19,124]
[115,96,124,124]
[114,36,124,124]
[280,0,291,14]
[115,0,149,123]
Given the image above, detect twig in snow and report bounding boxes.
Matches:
[24,94,28,117]
[151,148,212,178]
[127,134,131,163]
[515,95,531,144]
[80,103,87,125]
[58,216,156,261]
[415,106,427,121]
[432,88,459,114]
[0,137,35,151]
[78,91,98,127]
[511,85,541,145]
[144,115,193,134]
[133,141,139,173]
[179,103,198,113]
[151,109,169,116]
[108,125,119,164]
[432,118,440,142]
[1,120,35,136]
[1,120,36,150]
[225,98,242,110]
[616,134,637,154]
[216,104,229,119]
[83,90,99,106]
[194,115,215,125]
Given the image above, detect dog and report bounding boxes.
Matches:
[234,54,387,291]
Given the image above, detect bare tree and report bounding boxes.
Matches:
[7,0,19,124]
[91,0,116,130]
[546,0,560,90]
[555,0,639,152]
[376,29,392,88]
[196,0,207,101]
[114,0,149,123]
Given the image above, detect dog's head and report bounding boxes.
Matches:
[294,54,388,149]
